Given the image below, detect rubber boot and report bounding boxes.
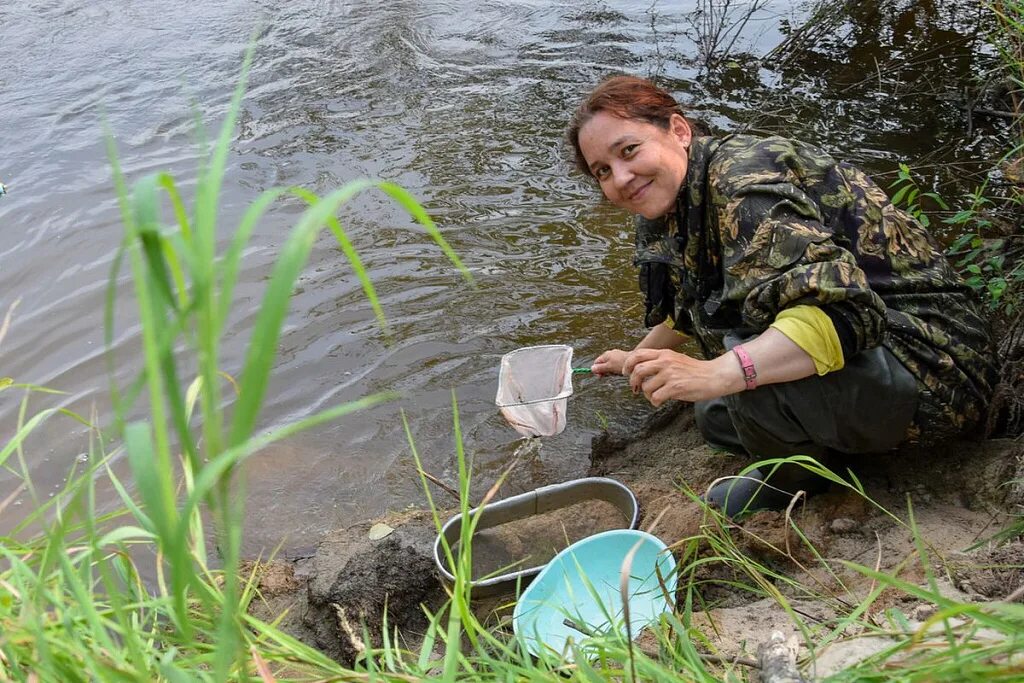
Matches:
[704,464,830,518]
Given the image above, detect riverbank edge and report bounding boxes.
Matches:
[243,400,1024,674]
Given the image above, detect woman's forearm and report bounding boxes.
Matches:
[623,327,817,405]
[635,322,687,351]
[733,327,817,388]
[711,328,817,395]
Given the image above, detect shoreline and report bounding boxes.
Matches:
[244,401,1024,671]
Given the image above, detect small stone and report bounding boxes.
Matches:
[829,518,859,534]
[911,603,937,622]
[368,523,395,541]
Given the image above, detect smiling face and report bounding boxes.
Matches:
[577,111,692,219]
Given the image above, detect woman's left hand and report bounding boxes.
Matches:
[622,348,742,406]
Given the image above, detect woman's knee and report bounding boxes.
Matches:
[695,398,747,454]
[722,386,827,457]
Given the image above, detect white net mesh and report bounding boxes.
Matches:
[495,345,575,438]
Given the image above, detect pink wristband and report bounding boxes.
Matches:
[733,345,757,390]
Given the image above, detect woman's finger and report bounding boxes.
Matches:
[629,362,649,392]
[623,348,659,375]
[630,360,662,392]
[649,385,673,407]
[642,373,667,404]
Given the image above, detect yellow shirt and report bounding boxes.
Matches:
[770,305,845,375]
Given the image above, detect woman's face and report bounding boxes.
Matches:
[578,111,691,219]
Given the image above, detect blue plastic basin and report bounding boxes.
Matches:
[512,528,677,659]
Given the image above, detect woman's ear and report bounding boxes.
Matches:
[669,113,692,148]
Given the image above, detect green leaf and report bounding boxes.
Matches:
[890,185,911,206]
[943,209,974,225]
[123,421,173,539]
[228,180,373,447]
[377,181,475,285]
[924,192,949,210]
[291,186,391,339]
[988,279,1007,300]
[183,392,399,542]
[947,232,975,253]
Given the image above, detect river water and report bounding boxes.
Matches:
[0,0,1007,555]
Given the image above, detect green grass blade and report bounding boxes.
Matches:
[217,186,291,332]
[0,408,59,469]
[227,180,372,447]
[292,186,392,339]
[180,392,398,549]
[377,181,474,285]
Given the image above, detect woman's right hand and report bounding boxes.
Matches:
[591,349,628,377]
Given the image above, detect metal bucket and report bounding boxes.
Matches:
[433,477,639,597]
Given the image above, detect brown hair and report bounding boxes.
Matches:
[566,75,703,178]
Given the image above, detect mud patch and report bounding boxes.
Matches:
[301,510,444,665]
[948,541,1024,600]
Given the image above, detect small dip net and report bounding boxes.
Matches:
[495,345,575,437]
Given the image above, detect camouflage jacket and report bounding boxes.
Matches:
[635,135,998,434]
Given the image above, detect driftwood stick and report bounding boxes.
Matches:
[416,468,462,503]
[970,106,1018,119]
[757,631,805,683]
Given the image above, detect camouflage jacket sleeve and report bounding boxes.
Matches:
[710,139,887,353]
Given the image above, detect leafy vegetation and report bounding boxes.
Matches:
[887,2,1023,315]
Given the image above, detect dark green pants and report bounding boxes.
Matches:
[695,342,919,459]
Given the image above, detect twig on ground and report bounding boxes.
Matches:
[333,603,366,659]
[783,490,807,558]
[970,106,1018,119]
[869,530,883,596]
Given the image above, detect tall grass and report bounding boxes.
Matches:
[350,449,1023,681]
[1,44,471,680]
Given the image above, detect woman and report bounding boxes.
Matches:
[568,76,998,515]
